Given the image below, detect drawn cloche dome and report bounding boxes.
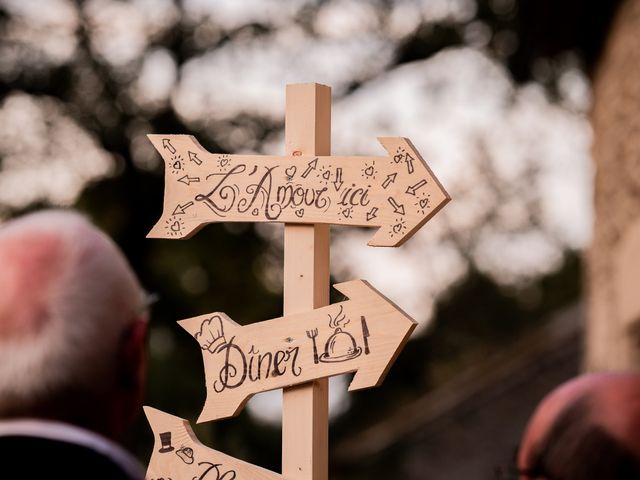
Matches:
[319,327,362,362]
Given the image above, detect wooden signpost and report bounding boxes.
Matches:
[179,280,416,422]
[145,407,283,480]
[144,83,450,480]
[146,136,448,247]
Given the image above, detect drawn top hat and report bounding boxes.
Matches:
[158,431,175,453]
[319,328,361,363]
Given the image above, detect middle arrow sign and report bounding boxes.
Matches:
[179,280,417,423]
[147,134,449,247]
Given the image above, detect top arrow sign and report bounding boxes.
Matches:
[147,135,449,247]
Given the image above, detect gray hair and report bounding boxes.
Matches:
[0,209,145,414]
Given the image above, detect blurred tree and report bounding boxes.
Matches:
[0,0,623,476]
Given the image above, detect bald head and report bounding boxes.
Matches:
[518,372,640,479]
[0,210,147,438]
[0,230,65,338]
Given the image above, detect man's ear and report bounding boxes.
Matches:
[108,317,148,440]
[119,317,148,392]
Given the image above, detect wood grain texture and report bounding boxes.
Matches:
[146,135,449,247]
[144,407,283,480]
[281,83,331,480]
[178,280,417,422]
[615,219,640,328]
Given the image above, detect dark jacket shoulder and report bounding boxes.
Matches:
[0,435,138,480]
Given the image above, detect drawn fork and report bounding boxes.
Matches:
[306,329,319,364]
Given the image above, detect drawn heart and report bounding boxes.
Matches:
[252,208,259,216]
[393,223,403,233]
[393,154,404,164]
[322,170,331,180]
[285,166,297,178]
[295,209,304,218]
[172,161,182,170]
[342,208,351,217]
[419,198,429,209]
[364,166,374,176]
[219,157,229,167]
[170,221,181,232]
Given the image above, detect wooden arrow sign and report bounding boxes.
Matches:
[147,135,449,246]
[144,406,283,480]
[179,280,417,423]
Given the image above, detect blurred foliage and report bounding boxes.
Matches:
[0,0,623,476]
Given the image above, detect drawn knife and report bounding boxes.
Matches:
[361,316,370,355]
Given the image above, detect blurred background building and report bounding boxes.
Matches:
[0,0,635,478]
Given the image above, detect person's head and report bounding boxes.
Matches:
[517,372,640,479]
[0,209,148,440]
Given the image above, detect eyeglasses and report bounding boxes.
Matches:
[138,291,159,316]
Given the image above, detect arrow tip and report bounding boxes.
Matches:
[334,280,415,323]
[334,279,417,391]
[370,137,451,247]
[348,312,416,391]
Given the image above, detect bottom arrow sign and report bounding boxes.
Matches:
[144,407,282,480]
[179,280,417,423]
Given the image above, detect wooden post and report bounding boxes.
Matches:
[282,83,331,480]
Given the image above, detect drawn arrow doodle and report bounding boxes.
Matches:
[333,167,343,192]
[406,179,428,196]
[144,407,283,480]
[162,138,176,154]
[188,151,202,166]
[301,158,318,179]
[178,280,416,423]
[147,135,450,247]
[173,201,194,216]
[382,173,397,189]
[178,175,200,186]
[405,153,415,174]
[387,197,405,216]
